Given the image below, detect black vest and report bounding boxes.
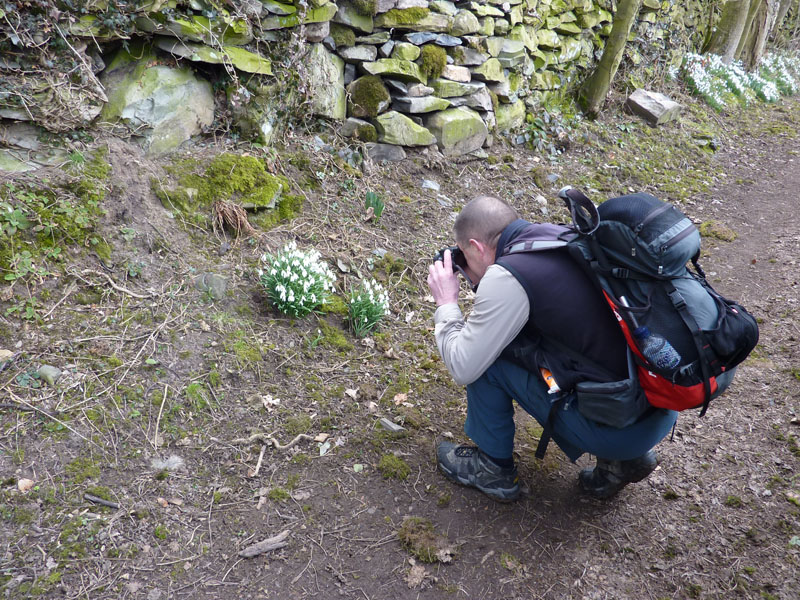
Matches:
[496,220,628,391]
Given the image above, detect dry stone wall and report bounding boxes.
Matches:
[289,0,710,157]
[0,0,712,163]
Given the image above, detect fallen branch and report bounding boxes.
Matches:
[70,268,155,299]
[84,493,120,510]
[225,432,316,450]
[238,530,290,558]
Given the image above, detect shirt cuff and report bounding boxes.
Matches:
[433,302,462,324]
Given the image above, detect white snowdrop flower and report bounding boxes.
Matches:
[270,268,277,276]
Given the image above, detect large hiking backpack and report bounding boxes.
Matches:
[504,188,759,429]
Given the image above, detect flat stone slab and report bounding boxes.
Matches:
[425,106,487,156]
[392,95,452,113]
[366,142,407,162]
[403,32,462,46]
[338,45,378,63]
[362,58,427,84]
[374,110,436,146]
[625,89,682,126]
[429,79,485,98]
[407,83,434,97]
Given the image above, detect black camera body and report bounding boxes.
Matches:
[433,245,475,289]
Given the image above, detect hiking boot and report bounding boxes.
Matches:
[436,442,520,502]
[578,450,658,500]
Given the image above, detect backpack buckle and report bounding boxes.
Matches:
[669,290,687,310]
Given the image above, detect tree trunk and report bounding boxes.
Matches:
[578,0,643,117]
[737,0,778,68]
[769,0,794,45]
[705,0,752,63]
[735,0,764,62]
[773,0,794,32]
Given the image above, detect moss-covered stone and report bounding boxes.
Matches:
[153,154,300,231]
[419,44,447,79]
[347,76,391,118]
[330,23,356,47]
[362,58,427,84]
[375,8,453,31]
[377,7,430,25]
[351,0,378,17]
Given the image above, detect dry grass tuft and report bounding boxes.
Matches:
[212,199,256,239]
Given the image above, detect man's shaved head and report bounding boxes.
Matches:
[454,195,518,248]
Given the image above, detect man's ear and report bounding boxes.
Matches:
[469,238,489,257]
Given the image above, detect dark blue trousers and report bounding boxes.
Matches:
[464,359,678,462]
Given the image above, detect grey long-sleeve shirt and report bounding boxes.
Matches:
[433,264,530,385]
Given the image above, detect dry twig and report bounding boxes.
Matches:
[224,432,316,450]
[238,530,291,558]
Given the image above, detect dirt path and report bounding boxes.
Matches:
[2,99,799,600]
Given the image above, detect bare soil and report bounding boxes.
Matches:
[1,89,799,600]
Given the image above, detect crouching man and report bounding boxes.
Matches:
[427,195,677,502]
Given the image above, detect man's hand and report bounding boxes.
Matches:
[427,249,460,307]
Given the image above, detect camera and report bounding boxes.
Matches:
[433,245,475,289]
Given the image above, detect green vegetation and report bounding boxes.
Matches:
[0,149,109,287]
[699,220,738,241]
[153,153,302,231]
[268,487,291,502]
[351,0,377,17]
[65,457,101,484]
[419,44,447,79]
[347,75,391,118]
[330,23,356,48]
[382,7,429,25]
[397,516,449,563]
[378,453,410,480]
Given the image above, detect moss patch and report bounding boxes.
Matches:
[153,153,301,231]
[347,76,391,119]
[1,148,109,285]
[419,44,447,79]
[330,23,356,48]
[397,516,455,563]
[378,453,410,480]
[350,0,377,17]
[382,7,429,25]
[699,220,737,242]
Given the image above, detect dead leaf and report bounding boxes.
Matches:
[314,433,330,443]
[405,311,415,323]
[406,563,428,589]
[384,347,397,359]
[366,401,378,414]
[168,498,184,506]
[17,478,34,493]
[0,288,12,302]
[156,497,168,508]
[262,394,280,411]
[292,490,311,501]
[363,206,375,222]
[435,545,456,563]
[423,294,435,303]
[336,258,350,273]
[393,393,408,405]
[344,388,358,400]
[361,337,375,349]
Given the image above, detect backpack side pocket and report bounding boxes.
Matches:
[575,350,649,428]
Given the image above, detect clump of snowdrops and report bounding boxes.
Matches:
[258,242,336,317]
[679,52,800,110]
[347,278,390,337]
